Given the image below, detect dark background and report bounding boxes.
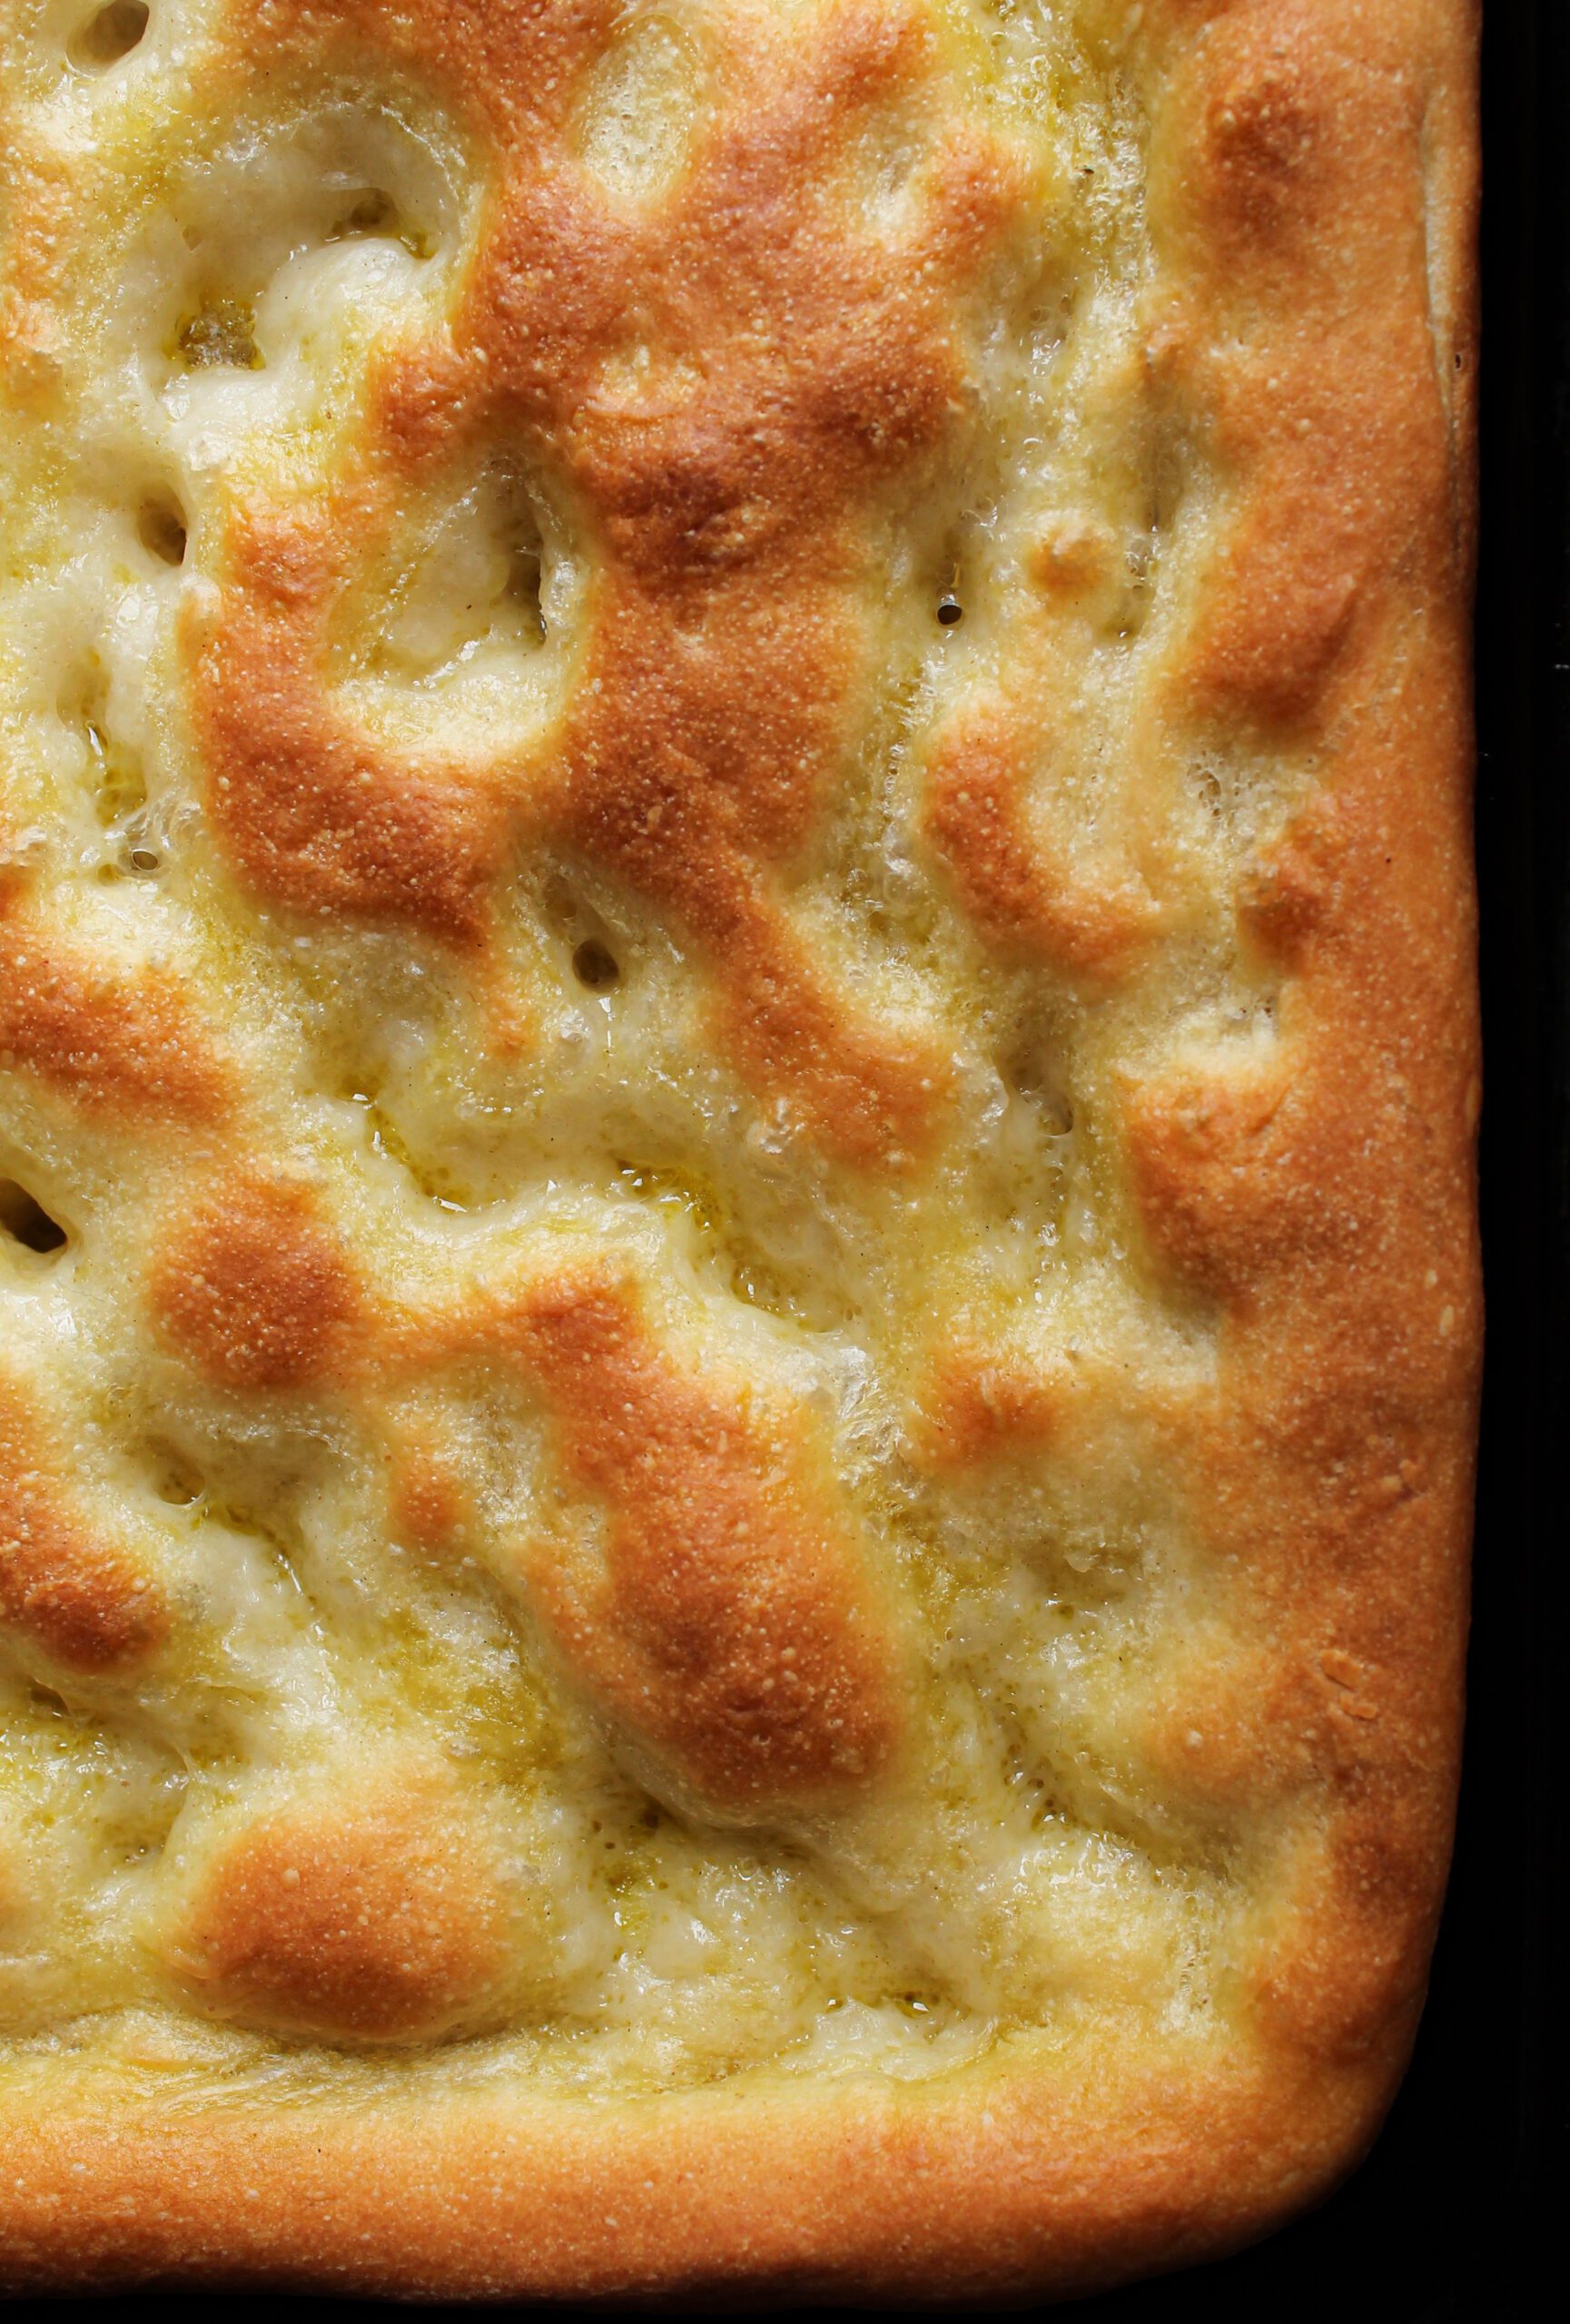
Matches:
[47,3,1566,2316]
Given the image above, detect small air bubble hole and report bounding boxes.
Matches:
[150,1447,204,1506]
[70,1,148,70]
[509,543,547,641]
[138,495,187,566]
[332,189,397,240]
[0,1179,67,1255]
[327,189,431,259]
[572,938,620,990]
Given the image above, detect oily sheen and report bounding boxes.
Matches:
[0,0,1478,2300]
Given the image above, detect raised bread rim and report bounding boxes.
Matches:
[0,2026,1445,2301]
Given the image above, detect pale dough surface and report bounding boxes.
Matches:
[0,0,1478,2299]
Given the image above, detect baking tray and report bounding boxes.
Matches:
[53,4,1564,2314]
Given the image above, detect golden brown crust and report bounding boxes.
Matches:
[504,1272,903,1816]
[0,0,1477,2299]
[0,1378,167,1672]
[186,0,1023,1165]
[0,894,229,1125]
[924,705,1159,985]
[152,1177,361,1393]
[0,2035,1407,2302]
[161,1769,514,2043]
[1123,0,1481,2079]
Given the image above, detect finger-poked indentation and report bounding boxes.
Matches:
[137,488,188,566]
[573,13,699,212]
[0,1176,68,1258]
[67,1,148,74]
[331,459,573,754]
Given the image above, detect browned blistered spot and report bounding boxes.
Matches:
[0,141,75,393]
[491,1272,900,1818]
[924,710,1157,985]
[709,913,943,1167]
[1238,795,1348,965]
[388,1429,470,1554]
[1202,55,1328,237]
[1182,491,1360,728]
[1028,515,1115,599]
[1137,1642,1326,1822]
[190,0,1028,1164]
[192,507,507,950]
[168,1777,509,2043]
[0,1382,166,1670]
[1124,1066,1298,1302]
[153,1179,360,1393]
[1157,12,1455,734]
[912,1346,1066,1472]
[0,908,227,1123]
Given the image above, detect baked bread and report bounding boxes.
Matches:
[0,0,1479,2300]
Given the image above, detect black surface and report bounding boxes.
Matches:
[21,7,1563,2318]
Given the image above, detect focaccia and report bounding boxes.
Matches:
[0,0,1479,2300]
